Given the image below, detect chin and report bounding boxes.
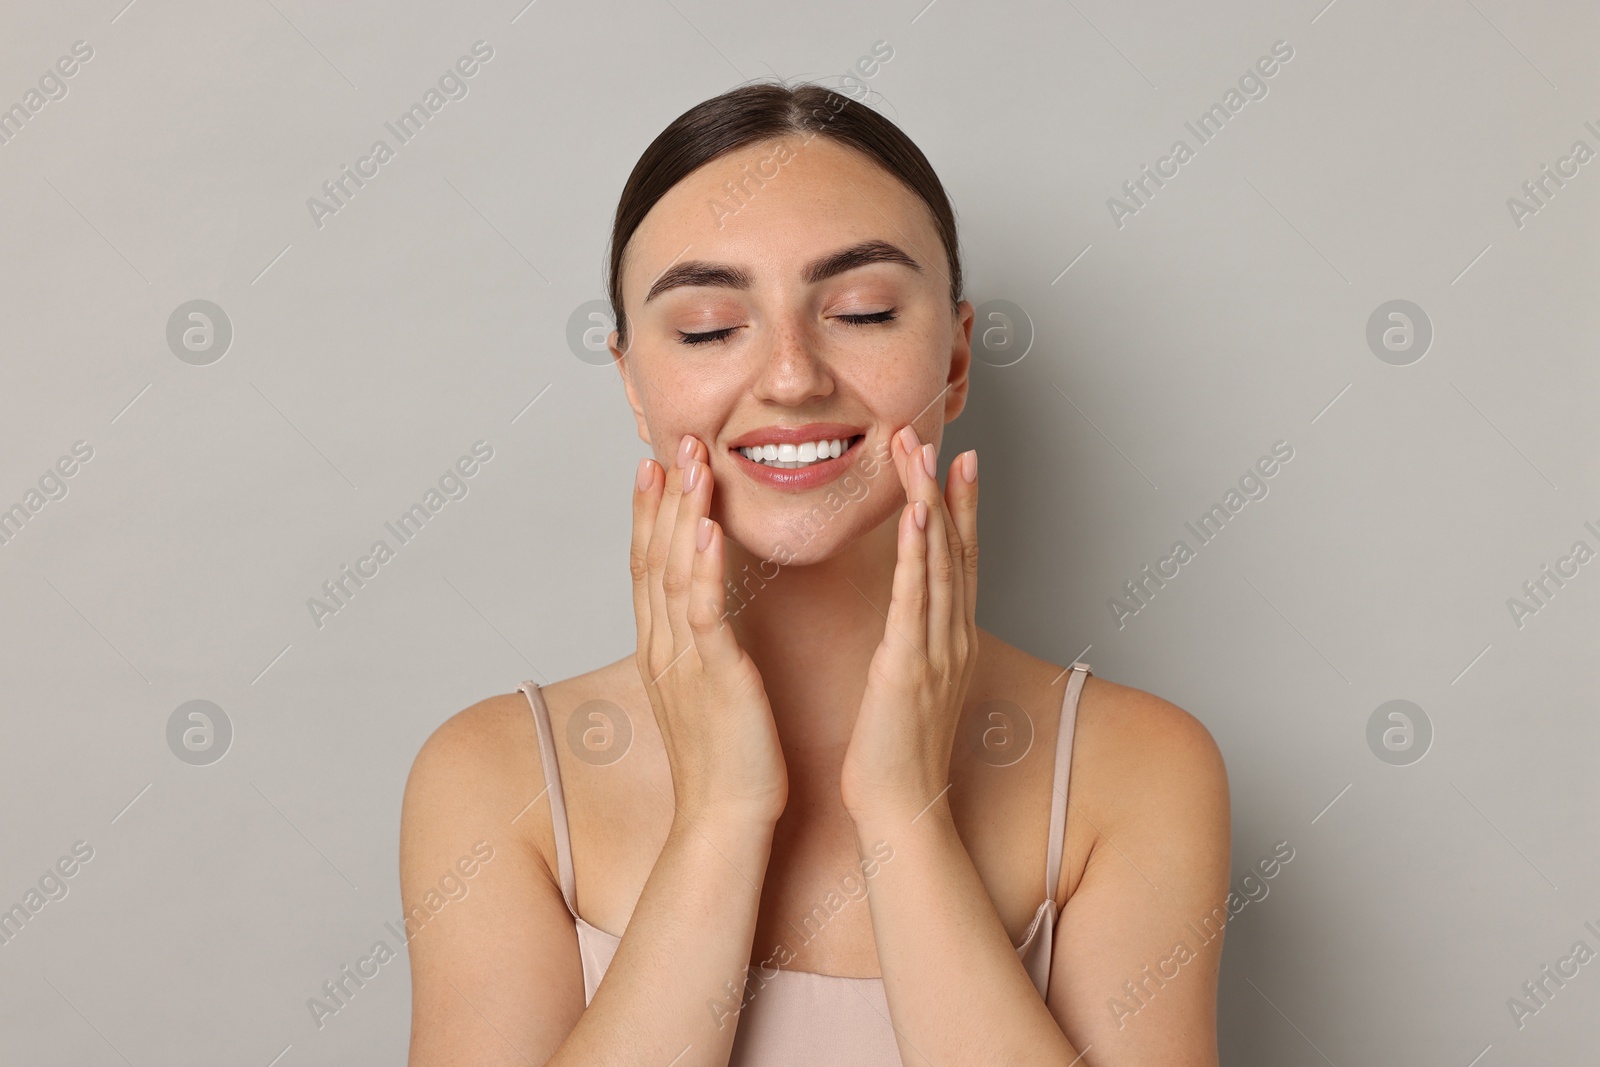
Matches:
[719,494,896,570]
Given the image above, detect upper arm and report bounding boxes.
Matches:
[400,693,587,1066]
[1045,688,1231,1066]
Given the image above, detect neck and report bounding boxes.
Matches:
[720,509,901,756]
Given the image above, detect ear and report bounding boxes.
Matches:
[610,328,651,446]
[944,299,974,425]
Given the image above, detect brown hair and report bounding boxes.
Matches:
[605,80,963,350]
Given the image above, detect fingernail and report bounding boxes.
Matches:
[913,500,928,530]
[684,461,700,491]
[898,426,920,454]
[921,442,937,479]
[677,434,695,469]
[697,516,713,552]
[636,458,653,491]
[960,450,977,483]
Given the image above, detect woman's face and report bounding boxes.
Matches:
[610,135,974,565]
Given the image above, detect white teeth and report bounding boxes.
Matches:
[737,436,857,469]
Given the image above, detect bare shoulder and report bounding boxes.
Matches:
[400,686,553,878]
[1070,670,1231,855]
[1043,670,1231,1060]
[406,688,545,797]
[1077,674,1227,785]
[398,680,602,1063]
[410,686,541,774]
[973,633,1227,816]
[400,657,653,886]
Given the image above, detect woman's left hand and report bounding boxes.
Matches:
[841,425,980,823]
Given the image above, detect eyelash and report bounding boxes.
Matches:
[676,309,898,347]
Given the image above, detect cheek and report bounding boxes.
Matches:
[631,361,737,460]
[857,348,949,434]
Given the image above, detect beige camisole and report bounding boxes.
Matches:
[517,662,1090,1065]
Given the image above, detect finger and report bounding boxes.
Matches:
[662,449,712,657]
[947,450,980,634]
[914,442,955,673]
[883,495,929,668]
[929,445,966,651]
[631,456,663,670]
[645,437,692,670]
[890,425,917,501]
[687,514,741,674]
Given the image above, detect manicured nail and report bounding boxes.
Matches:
[913,500,928,530]
[636,458,653,491]
[677,434,695,469]
[898,426,920,455]
[960,450,977,483]
[921,442,937,479]
[697,516,713,552]
[684,460,700,491]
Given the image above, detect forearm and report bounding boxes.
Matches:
[851,798,1080,1066]
[550,813,774,1067]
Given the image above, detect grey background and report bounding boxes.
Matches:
[1,0,1595,1064]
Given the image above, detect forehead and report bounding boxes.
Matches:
[623,136,942,295]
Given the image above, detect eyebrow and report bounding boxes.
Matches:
[642,239,923,304]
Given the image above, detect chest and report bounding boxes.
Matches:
[750,817,888,976]
[550,666,1096,974]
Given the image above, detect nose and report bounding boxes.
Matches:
[751,318,835,406]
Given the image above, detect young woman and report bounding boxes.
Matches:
[400,81,1230,1066]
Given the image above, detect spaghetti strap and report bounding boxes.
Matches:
[517,681,579,918]
[1044,663,1091,902]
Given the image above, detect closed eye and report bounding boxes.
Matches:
[838,309,897,326]
[677,326,738,346]
[675,309,897,347]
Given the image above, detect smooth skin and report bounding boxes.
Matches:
[400,134,1230,1065]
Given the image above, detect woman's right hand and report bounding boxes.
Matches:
[631,434,788,828]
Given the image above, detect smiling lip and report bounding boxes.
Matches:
[727,432,867,492]
[725,422,867,450]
